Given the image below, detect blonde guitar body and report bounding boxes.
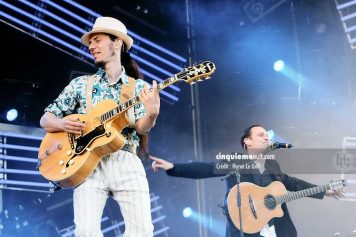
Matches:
[226,179,346,234]
[38,99,129,188]
[227,181,285,234]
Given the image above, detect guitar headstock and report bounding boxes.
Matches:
[329,179,347,191]
[177,61,216,84]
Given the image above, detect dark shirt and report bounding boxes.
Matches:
[166,159,325,237]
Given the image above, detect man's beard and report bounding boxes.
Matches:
[95,60,105,68]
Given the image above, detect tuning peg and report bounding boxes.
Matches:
[190,81,196,85]
[205,76,211,79]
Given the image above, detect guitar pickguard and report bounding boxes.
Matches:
[74,125,106,154]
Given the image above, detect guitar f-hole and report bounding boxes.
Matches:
[66,154,77,168]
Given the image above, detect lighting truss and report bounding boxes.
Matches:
[0,125,53,193]
[335,0,356,49]
[0,0,187,103]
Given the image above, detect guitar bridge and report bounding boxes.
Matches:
[249,194,258,219]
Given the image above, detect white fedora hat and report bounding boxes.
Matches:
[81,17,133,51]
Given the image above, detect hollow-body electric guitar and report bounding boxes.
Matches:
[38,61,216,188]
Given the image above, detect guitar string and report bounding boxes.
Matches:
[98,64,214,122]
[231,184,331,210]
[230,185,336,227]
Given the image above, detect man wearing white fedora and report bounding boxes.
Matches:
[40,16,159,236]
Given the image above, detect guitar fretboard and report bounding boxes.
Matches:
[98,61,215,123]
[99,76,178,123]
[276,184,329,204]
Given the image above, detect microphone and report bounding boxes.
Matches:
[270,142,293,150]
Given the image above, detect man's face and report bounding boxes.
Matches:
[244,126,270,152]
[88,33,121,67]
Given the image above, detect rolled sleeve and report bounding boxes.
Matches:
[44,78,81,118]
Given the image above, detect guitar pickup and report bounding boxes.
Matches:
[249,194,258,219]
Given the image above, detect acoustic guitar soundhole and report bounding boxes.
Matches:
[264,194,277,210]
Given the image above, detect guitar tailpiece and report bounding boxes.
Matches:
[50,181,62,191]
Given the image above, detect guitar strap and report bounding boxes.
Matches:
[85,75,96,113]
[120,76,136,128]
[120,76,136,148]
[85,74,136,127]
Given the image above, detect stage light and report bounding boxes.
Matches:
[274,60,285,72]
[22,220,28,227]
[6,109,18,121]
[182,207,193,218]
[267,130,275,140]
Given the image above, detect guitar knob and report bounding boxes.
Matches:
[68,160,75,165]
[66,150,72,156]
[106,132,111,137]
[61,168,67,174]
[59,160,64,166]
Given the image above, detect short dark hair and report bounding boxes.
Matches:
[240,124,263,150]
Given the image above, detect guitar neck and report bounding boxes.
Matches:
[98,61,216,122]
[276,184,329,205]
[100,75,179,122]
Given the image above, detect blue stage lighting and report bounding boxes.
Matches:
[274,60,285,72]
[267,130,275,140]
[6,109,18,121]
[182,207,193,218]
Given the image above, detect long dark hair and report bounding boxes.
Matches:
[109,34,149,159]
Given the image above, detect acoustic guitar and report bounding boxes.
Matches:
[38,61,216,188]
[226,179,346,234]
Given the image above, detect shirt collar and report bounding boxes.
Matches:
[95,66,129,86]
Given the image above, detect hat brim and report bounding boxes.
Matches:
[81,28,133,51]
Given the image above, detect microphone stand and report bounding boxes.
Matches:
[221,169,245,237]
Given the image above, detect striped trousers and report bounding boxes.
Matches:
[73,150,154,237]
